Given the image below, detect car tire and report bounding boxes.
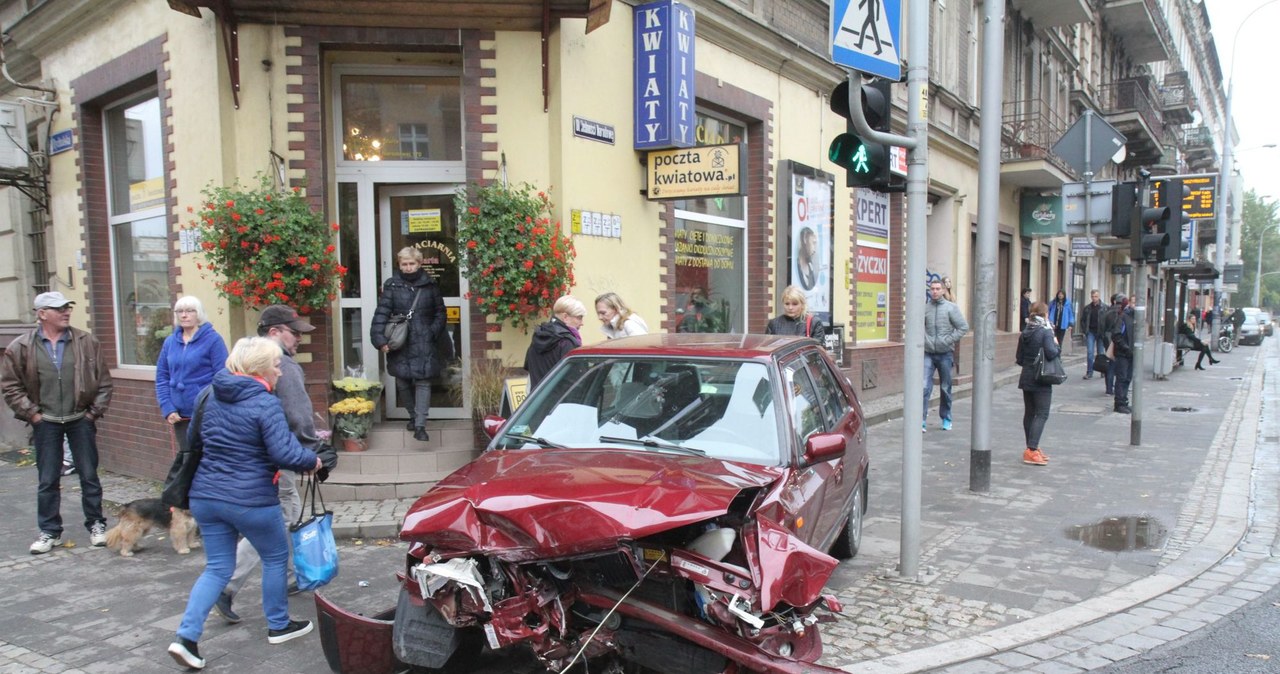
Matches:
[829,479,865,560]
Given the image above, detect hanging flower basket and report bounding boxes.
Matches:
[185,175,347,314]
[455,182,576,331]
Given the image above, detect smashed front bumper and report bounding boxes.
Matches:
[314,590,399,674]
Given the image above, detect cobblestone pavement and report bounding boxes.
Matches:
[0,338,1274,673]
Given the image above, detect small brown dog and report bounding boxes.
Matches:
[104,498,200,557]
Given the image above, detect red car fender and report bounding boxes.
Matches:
[742,517,839,611]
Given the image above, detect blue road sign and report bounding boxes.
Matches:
[830,0,902,80]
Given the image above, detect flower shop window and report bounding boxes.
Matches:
[338,73,462,162]
[104,93,168,366]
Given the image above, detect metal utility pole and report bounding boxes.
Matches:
[1129,173,1152,446]
[969,0,1005,493]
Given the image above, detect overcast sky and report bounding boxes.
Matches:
[1201,0,1280,198]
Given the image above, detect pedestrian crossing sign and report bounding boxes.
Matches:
[830,0,902,80]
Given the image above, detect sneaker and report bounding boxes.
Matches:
[941,418,953,431]
[213,591,241,624]
[1082,373,1092,380]
[168,638,205,670]
[89,522,107,547]
[1022,448,1047,466]
[61,460,76,476]
[287,581,302,596]
[29,532,62,554]
[921,422,927,433]
[1115,405,1132,414]
[413,427,430,442]
[267,619,313,644]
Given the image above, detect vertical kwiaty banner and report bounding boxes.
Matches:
[633,0,696,150]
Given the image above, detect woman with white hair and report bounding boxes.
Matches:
[524,295,585,387]
[155,295,228,453]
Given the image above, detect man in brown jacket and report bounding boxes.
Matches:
[1,291,113,554]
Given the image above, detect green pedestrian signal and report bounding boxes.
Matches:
[828,133,885,180]
[829,77,898,191]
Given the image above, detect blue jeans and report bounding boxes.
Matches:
[33,418,104,537]
[1084,333,1100,377]
[923,351,955,421]
[178,497,293,641]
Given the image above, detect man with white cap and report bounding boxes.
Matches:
[0,291,114,554]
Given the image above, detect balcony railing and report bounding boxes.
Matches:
[1181,126,1215,152]
[1001,99,1074,174]
[1160,71,1194,125]
[1098,78,1164,147]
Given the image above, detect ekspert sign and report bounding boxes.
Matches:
[644,143,746,200]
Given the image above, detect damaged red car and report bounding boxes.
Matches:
[317,334,869,674]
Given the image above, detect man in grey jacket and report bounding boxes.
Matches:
[923,280,969,431]
[215,305,325,622]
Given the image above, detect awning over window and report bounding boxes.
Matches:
[167,0,611,33]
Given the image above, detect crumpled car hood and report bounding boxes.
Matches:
[401,449,784,560]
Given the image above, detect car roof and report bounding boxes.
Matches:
[571,333,814,360]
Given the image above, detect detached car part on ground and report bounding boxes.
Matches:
[318,335,869,674]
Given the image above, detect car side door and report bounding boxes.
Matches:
[802,349,864,545]
[778,352,835,548]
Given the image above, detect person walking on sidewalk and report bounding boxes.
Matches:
[1015,302,1059,466]
[213,305,335,625]
[1105,296,1135,414]
[923,279,969,431]
[1078,290,1104,380]
[1047,289,1074,348]
[370,246,446,443]
[155,296,228,456]
[167,337,322,670]
[0,291,113,554]
[1019,288,1032,331]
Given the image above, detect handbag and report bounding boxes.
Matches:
[291,475,339,591]
[1033,344,1068,386]
[160,386,212,509]
[1092,353,1112,375]
[383,288,422,352]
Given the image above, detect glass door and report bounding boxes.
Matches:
[378,184,468,419]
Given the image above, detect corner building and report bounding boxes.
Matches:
[0,0,1226,483]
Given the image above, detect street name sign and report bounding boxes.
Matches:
[830,0,902,79]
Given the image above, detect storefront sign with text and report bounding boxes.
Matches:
[645,143,744,200]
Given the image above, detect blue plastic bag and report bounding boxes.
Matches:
[291,477,338,590]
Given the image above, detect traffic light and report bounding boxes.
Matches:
[1139,200,1170,262]
[1152,178,1191,262]
[829,79,892,189]
[1111,182,1137,238]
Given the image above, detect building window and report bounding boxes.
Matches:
[673,113,747,333]
[104,94,167,366]
[339,74,461,161]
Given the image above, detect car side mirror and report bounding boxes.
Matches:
[482,415,506,439]
[804,432,846,464]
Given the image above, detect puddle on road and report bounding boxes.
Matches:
[1064,515,1168,552]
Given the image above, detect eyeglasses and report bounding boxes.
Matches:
[288,328,302,339]
[43,306,73,313]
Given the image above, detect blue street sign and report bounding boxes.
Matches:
[49,129,73,156]
[830,0,902,80]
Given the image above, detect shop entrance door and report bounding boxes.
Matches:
[378,184,468,419]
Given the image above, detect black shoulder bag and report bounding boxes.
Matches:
[384,287,422,352]
[161,386,212,509]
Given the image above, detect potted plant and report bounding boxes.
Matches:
[185,175,347,314]
[332,376,384,403]
[455,182,577,331]
[329,397,376,452]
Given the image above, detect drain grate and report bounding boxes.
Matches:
[1169,406,1197,413]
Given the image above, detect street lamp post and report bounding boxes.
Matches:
[1214,0,1280,345]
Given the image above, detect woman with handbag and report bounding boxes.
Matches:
[167,337,322,670]
[1014,301,1060,467]
[370,247,445,442]
[155,296,228,454]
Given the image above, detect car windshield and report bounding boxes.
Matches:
[495,357,783,465]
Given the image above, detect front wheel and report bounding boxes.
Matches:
[1218,335,1233,353]
[829,480,865,560]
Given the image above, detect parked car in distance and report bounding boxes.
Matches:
[1240,307,1266,345]
[316,334,870,674]
[1259,310,1274,337]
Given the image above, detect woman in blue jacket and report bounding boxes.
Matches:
[1015,302,1060,467]
[155,296,228,453]
[168,337,321,670]
[1047,289,1074,346]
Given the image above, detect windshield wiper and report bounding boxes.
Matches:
[503,433,568,449]
[599,435,706,456]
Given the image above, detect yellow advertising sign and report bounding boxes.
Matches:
[407,208,442,233]
[129,177,164,211]
[502,376,530,415]
[646,143,743,200]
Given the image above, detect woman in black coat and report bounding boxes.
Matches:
[370,247,446,442]
[765,285,827,338]
[1014,301,1059,467]
[524,295,585,388]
